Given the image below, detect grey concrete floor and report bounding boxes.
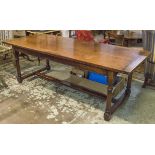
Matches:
[0,56,155,123]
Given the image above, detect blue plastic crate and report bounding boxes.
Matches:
[88,72,108,85]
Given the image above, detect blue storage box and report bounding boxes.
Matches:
[88,72,108,85]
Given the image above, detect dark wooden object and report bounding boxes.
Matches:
[107,32,125,46]
[124,32,142,47]
[4,34,149,121]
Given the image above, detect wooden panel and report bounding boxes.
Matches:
[4,34,149,73]
[13,47,108,75]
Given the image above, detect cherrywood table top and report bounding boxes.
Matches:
[4,34,149,73]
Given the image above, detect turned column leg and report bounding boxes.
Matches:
[13,49,22,83]
[125,73,133,95]
[104,71,114,121]
[46,59,51,70]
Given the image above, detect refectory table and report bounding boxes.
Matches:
[4,34,149,121]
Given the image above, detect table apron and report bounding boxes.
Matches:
[13,46,110,75]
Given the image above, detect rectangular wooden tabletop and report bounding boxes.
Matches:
[4,34,149,74]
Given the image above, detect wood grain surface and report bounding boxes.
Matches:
[4,34,149,73]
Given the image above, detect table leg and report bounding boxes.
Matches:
[13,49,22,83]
[125,73,133,95]
[46,59,51,70]
[104,71,114,121]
